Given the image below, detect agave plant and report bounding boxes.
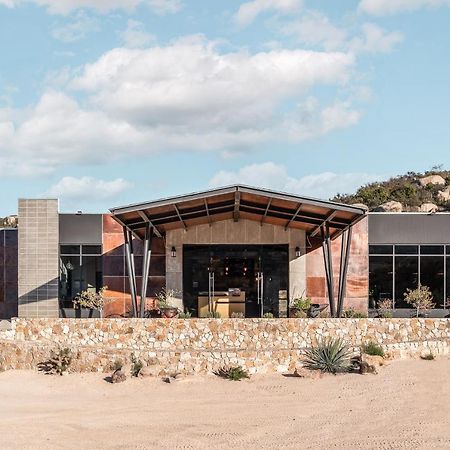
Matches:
[303,338,352,374]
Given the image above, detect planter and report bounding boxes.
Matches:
[60,308,101,319]
[160,307,179,318]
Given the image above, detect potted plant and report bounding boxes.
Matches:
[156,288,180,318]
[72,286,108,318]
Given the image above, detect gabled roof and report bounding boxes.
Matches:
[110,185,366,240]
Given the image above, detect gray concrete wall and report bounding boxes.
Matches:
[165,219,306,310]
[59,214,103,245]
[369,213,450,244]
[18,199,59,318]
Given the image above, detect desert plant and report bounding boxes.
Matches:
[156,287,180,309]
[421,352,435,360]
[231,312,244,318]
[302,338,352,374]
[130,353,143,377]
[263,312,274,318]
[342,308,367,318]
[206,311,221,318]
[112,358,123,371]
[178,310,192,319]
[38,347,73,375]
[292,297,311,311]
[362,341,385,357]
[404,285,435,317]
[73,286,108,314]
[377,299,394,318]
[216,366,250,381]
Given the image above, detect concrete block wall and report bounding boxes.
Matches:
[18,199,59,318]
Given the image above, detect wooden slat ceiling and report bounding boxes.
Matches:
[110,185,366,240]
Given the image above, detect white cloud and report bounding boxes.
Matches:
[209,162,381,200]
[0,37,359,176]
[47,176,132,201]
[358,0,450,16]
[0,0,182,15]
[281,12,403,54]
[281,11,348,51]
[349,23,403,53]
[119,20,154,48]
[235,0,302,26]
[51,11,100,42]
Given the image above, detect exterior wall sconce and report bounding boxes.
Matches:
[295,246,301,257]
[171,246,177,258]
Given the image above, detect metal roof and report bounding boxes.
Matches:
[110,185,366,240]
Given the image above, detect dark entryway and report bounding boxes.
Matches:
[183,244,289,318]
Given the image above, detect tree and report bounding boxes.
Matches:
[403,285,435,317]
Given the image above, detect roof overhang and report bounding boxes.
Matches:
[110,185,366,240]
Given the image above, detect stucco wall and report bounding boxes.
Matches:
[0,318,448,374]
[165,219,306,310]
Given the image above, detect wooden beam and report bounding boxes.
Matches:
[173,204,187,230]
[260,198,272,225]
[204,199,212,226]
[310,210,338,237]
[233,191,240,222]
[137,210,162,238]
[285,203,302,230]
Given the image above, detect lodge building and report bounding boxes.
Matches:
[1,185,449,319]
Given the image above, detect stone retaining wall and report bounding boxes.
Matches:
[0,318,448,374]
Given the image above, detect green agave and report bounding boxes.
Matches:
[303,338,352,374]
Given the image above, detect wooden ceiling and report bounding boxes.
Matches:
[110,185,366,240]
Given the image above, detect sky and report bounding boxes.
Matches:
[0,0,450,214]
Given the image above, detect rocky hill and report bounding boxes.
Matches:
[332,168,450,212]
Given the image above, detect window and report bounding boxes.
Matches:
[369,243,450,310]
[369,245,393,255]
[59,245,103,309]
[394,255,419,308]
[369,256,393,309]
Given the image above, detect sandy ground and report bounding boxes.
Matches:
[0,359,449,450]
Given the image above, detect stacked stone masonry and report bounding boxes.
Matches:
[0,318,448,375]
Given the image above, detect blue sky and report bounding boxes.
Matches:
[0,0,449,214]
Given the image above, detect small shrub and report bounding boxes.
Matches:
[342,308,367,318]
[206,311,221,318]
[216,366,250,381]
[73,286,108,311]
[294,309,308,318]
[130,353,143,377]
[292,297,311,311]
[404,285,435,317]
[231,312,244,318]
[303,338,352,374]
[112,359,123,371]
[178,311,192,319]
[421,353,435,360]
[263,312,274,318]
[38,347,72,375]
[377,299,394,318]
[362,341,385,357]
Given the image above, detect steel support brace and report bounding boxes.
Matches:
[123,227,139,317]
[139,224,153,318]
[337,227,352,317]
[321,225,336,317]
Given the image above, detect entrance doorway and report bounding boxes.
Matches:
[183,245,289,318]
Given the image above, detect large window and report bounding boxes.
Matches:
[59,245,102,309]
[369,244,448,309]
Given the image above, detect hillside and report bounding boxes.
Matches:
[332,167,450,212]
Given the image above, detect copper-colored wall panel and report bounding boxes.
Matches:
[102,214,166,317]
[306,217,369,312]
